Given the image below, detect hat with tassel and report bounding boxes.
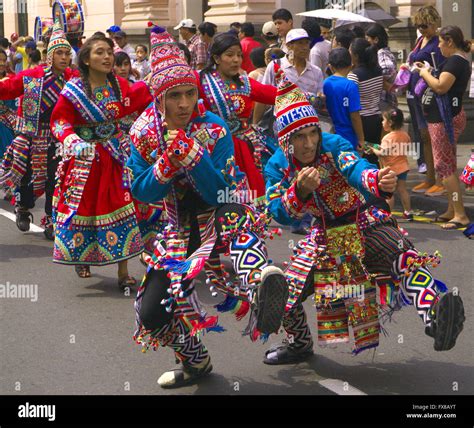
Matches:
[47,17,72,66]
[148,22,197,113]
[273,61,320,157]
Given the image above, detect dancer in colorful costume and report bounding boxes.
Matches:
[0,20,76,240]
[0,48,16,161]
[262,66,465,364]
[50,33,152,286]
[127,25,288,388]
[198,33,277,206]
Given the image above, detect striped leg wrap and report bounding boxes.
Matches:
[155,317,209,366]
[392,250,439,325]
[282,304,313,350]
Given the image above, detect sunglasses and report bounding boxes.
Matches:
[417,24,429,30]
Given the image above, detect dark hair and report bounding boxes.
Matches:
[240,22,255,38]
[201,33,242,85]
[0,37,9,49]
[352,26,366,39]
[328,47,352,69]
[92,31,106,38]
[265,47,285,62]
[439,25,472,53]
[199,22,217,38]
[230,22,241,30]
[135,44,148,54]
[272,8,292,22]
[350,38,380,70]
[0,48,7,60]
[114,51,131,66]
[250,46,266,69]
[366,24,389,49]
[184,26,197,35]
[383,108,404,130]
[177,42,191,65]
[334,27,355,49]
[78,34,121,101]
[302,17,321,39]
[28,49,41,64]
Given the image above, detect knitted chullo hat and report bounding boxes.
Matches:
[148,22,197,114]
[274,62,320,158]
[47,17,72,66]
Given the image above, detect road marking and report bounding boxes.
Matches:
[318,378,367,395]
[0,208,44,232]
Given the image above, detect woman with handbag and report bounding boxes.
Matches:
[405,5,445,196]
[414,26,471,230]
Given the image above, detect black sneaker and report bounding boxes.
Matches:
[425,292,465,351]
[256,266,288,335]
[263,340,314,365]
[15,208,33,232]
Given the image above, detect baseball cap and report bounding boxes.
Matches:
[262,21,278,37]
[174,19,196,30]
[106,25,121,33]
[25,41,37,50]
[286,29,310,44]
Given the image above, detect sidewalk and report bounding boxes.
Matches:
[397,142,474,218]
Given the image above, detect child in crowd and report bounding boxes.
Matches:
[114,51,134,83]
[370,108,413,220]
[248,47,267,82]
[132,44,151,80]
[323,47,364,151]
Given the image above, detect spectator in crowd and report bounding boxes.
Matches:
[366,23,398,114]
[352,25,366,39]
[323,48,364,151]
[320,22,332,41]
[133,44,151,80]
[332,27,356,50]
[0,38,13,73]
[370,108,413,220]
[414,25,471,229]
[229,22,241,36]
[198,22,217,60]
[106,25,121,37]
[174,19,207,70]
[113,31,136,60]
[114,51,134,83]
[11,38,36,72]
[27,49,41,69]
[272,8,293,53]
[238,22,262,74]
[407,5,445,196]
[248,47,267,82]
[348,38,384,165]
[261,21,279,48]
[302,17,331,77]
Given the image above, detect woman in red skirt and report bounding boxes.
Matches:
[50,34,152,286]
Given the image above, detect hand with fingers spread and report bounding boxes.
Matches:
[296,166,320,199]
[378,167,397,193]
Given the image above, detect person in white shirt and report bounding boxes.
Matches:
[112,31,136,61]
[302,17,332,77]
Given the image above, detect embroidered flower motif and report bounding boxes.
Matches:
[95,91,104,101]
[103,88,110,98]
[106,231,118,246]
[23,99,38,116]
[73,232,84,247]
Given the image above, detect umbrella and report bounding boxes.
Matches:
[297,8,375,24]
[336,6,401,28]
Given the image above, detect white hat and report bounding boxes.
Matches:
[262,21,278,37]
[286,29,309,44]
[174,19,196,30]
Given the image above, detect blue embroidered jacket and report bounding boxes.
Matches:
[127,103,245,208]
[264,132,390,226]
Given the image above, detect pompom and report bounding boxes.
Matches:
[149,23,166,34]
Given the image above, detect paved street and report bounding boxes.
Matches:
[0,195,472,396]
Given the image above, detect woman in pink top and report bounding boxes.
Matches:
[371,108,413,219]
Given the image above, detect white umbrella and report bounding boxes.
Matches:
[297,8,375,24]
